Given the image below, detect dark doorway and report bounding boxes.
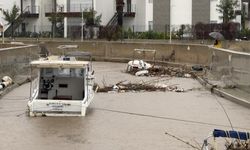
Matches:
[21,23,26,33]
[127,0,131,13]
[116,0,124,26]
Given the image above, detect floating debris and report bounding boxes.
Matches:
[0,76,13,90]
[184,73,192,78]
[127,63,196,78]
[166,85,184,92]
[96,80,186,93]
[192,65,204,72]
[97,82,165,93]
[135,70,149,76]
[127,60,152,73]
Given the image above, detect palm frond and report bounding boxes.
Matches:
[2,4,20,25]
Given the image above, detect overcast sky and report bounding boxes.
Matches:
[0,0,20,25]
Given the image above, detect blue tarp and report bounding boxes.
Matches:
[213,129,250,140]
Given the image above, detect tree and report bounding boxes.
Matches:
[177,25,185,39]
[2,4,20,38]
[82,9,102,39]
[216,0,239,23]
[48,13,64,38]
[194,22,206,39]
[82,9,102,26]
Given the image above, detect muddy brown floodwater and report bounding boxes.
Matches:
[0,62,249,150]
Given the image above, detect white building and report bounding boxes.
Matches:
[210,0,242,24]
[123,0,153,31]
[171,0,192,26]
[242,1,250,29]
[0,0,153,38]
[154,0,242,32]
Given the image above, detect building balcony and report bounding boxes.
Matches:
[45,4,92,18]
[22,6,39,18]
[123,4,136,17]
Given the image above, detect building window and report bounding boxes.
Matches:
[243,2,249,17]
[148,0,153,4]
[148,21,153,30]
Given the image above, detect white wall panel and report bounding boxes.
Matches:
[171,0,192,26]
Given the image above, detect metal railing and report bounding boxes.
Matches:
[210,46,250,88]
[45,4,92,13]
[7,23,242,42]
[69,4,92,12]
[23,6,40,14]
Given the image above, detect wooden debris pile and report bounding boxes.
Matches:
[148,66,192,77]
[96,80,185,93]
[225,141,250,150]
[97,83,166,93]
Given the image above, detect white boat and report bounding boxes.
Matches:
[28,54,94,117]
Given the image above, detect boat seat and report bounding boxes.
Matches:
[53,95,72,100]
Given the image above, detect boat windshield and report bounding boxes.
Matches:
[41,68,84,78]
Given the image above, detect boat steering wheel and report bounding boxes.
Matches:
[42,79,54,90]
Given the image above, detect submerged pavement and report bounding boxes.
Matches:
[0,62,249,150]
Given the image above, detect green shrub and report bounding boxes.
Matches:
[239,28,250,39]
[40,31,52,38]
[127,31,165,39]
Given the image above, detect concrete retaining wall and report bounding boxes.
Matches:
[0,45,39,78]
[1,41,249,89]
[210,46,250,88]
[42,41,212,65]
[0,44,22,49]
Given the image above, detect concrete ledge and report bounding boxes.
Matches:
[213,88,250,108]
[0,44,36,52]
[196,76,215,90]
[196,76,250,109]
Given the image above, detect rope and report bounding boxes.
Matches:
[213,94,234,130]
[165,131,200,150]
[93,107,250,130]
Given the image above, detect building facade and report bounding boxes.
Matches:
[242,0,250,28]
[1,0,153,38]
[153,0,242,32]
[123,0,153,31]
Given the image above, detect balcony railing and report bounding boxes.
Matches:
[123,4,136,17]
[123,3,136,13]
[69,4,92,12]
[22,6,39,18]
[45,4,92,13]
[23,6,39,14]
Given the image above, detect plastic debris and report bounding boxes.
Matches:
[135,70,149,76]
[112,85,119,91]
[0,76,13,90]
[127,60,152,73]
[192,65,203,71]
[184,73,192,78]
[126,60,197,78]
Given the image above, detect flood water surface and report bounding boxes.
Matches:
[0,62,249,150]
